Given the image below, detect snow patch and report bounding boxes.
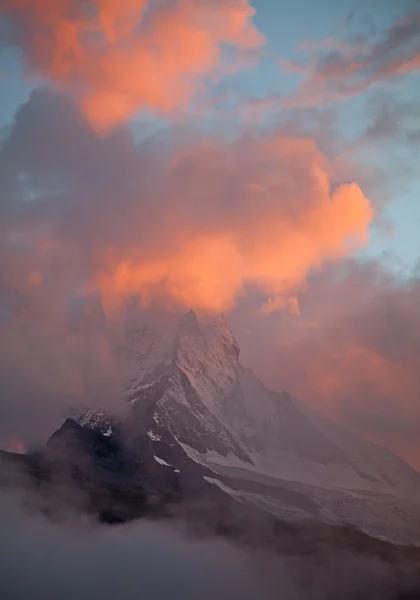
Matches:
[203,476,238,497]
[177,441,217,472]
[75,408,114,438]
[147,430,161,442]
[154,455,172,467]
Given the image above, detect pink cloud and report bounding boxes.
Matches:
[4,0,264,130]
[236,262,420,471]
[93,135,373,314]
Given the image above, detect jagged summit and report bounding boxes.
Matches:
[178,308,199,328]
[173,310,240,387]
[174,310,239,362]
[122,309,240,396]
[75,408,114,437]
[174,310,206,369]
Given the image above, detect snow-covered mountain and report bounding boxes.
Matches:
[75,309,420,544]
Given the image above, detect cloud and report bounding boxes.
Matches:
[0,281,122,446]
[0,90,373,316]
[93,135,373,313]
[284,9,420,107]
[361,90,420,146]
[0,492,265,600]
[3,0,264,130]
[234,260,420,470]
[1,490,420,600]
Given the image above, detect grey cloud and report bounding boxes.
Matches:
[290,7,420,106]
[0,492,263,600]
[1,490,419,600]
[362,91,420,144]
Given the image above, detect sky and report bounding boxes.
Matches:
[0,0,419,469]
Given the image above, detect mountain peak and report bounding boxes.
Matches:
[174,310,240,368]
[201,313,240,359]
[122,309,240,399]
[177,309,200,333]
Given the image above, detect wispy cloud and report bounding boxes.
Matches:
[282,9,420,107]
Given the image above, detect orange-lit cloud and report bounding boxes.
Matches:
[304,345,416,420]
[238,263,420,470]
[94,136,373,313]
[6,437,26,454]
[28,270,42,286]
[5,0,264,130]
[289,342,420,471]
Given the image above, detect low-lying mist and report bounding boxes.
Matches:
[0,491,262,600]
[1,490,419,600]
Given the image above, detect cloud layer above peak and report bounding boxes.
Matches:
[0,90,373,315]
